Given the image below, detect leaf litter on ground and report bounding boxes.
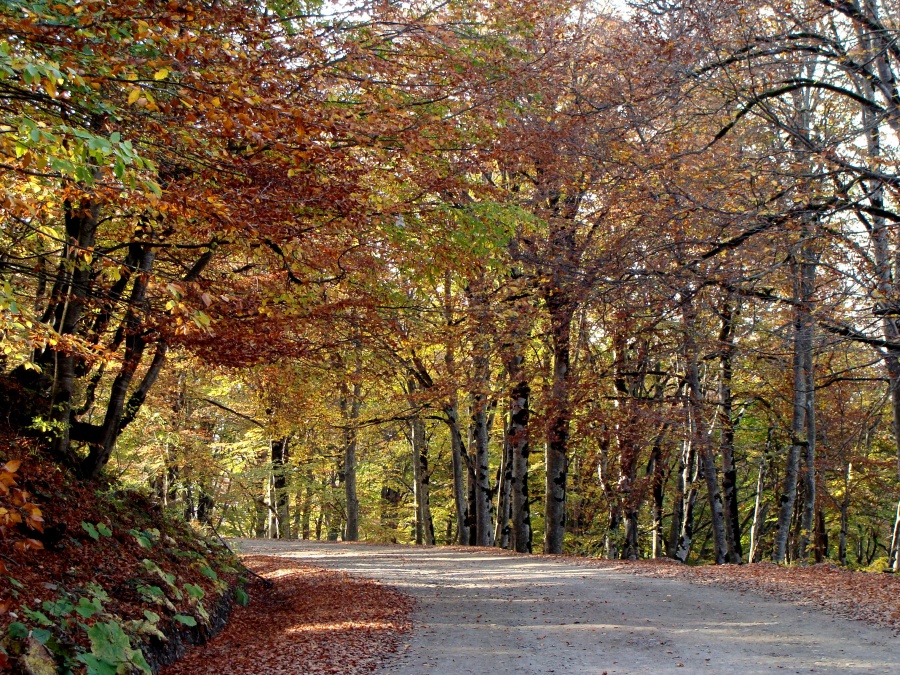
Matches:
[161,555,413,675]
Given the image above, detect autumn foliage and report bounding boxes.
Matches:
[5,0,900,668]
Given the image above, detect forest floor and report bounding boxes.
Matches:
[161,555,413,675]
[233,540,900,675]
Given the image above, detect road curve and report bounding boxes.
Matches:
[233,540,900,675]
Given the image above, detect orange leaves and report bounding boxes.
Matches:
[0,507,21,528]
[0,459,46,554]
[22,502,44,533]
[0,459,19,497]
[13,538,43,554]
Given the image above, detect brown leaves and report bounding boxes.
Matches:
[0,459,46,546]
[162,556,414,675]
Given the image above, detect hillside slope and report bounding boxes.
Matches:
[0,442,246,674]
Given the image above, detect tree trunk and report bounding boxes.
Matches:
[410,415,435,545]
[774,243,816,563]
[466,418,477,546]
[748,441,769,563]
[46,199,100,464]
[340,382,362,542]
[858,57,900,500]
[839,462,851,566]
[508,369,532,553]
[544,301,573,554]
[647,434,666,559]
[380,485,401,542]
[718,297,742,563]
[444,399,470,545]
[674,432,699,563]
[814,507,827,563]
[494,420,513,548]
[888,499,900,570]
[682,295,729,564]
[668,433,686,559]
[271,437,290,538]
[605,507,620,560]
[471,381,494,547]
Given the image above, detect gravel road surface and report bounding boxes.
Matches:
[234,540,900,674]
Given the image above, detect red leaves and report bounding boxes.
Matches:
[162,556,414,675]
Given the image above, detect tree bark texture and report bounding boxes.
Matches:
[444,399,470,545]
[718,296,743,563]
[508,367,532,553]
[544,300,573,554]
[340,382,362,541]
[774,243,816,563]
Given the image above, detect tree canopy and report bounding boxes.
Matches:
[4,0,900,571]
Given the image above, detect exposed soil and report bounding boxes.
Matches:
[161,555,414,675]
[237,540,900,675]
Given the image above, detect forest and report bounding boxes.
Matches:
[3,0,900,573]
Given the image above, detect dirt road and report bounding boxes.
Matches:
[234,540,900,674]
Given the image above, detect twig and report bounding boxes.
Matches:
[209,522,273,589]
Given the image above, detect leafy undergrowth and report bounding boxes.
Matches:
[162,556,414,675]
[0,440,245,673]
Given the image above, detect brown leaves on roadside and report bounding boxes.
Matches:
[162,556,414,675]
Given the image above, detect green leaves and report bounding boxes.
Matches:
[183,582,205,600]
[81,521,111,540]
[130,528,152,548]
[173,614,197,627]
[74,597,103,619]
[20,608,52,626]
[78,621,151,675]
[7,622,28,640]
[198,564,218,581]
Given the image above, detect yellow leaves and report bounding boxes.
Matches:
[211,97,222,108]
[153,68,170,81]
[4,459,21,474]
[128,87,142,105]
[22,503,43,533]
